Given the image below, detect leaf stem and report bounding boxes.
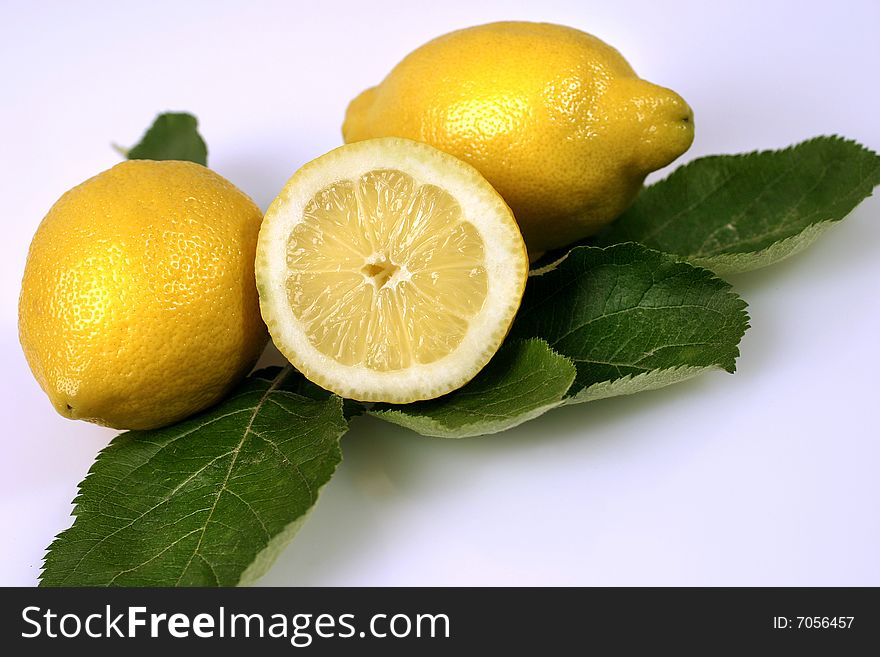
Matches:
[268,364,294,391]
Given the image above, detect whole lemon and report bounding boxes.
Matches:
[343,21,695,256]
[19,160,268,430]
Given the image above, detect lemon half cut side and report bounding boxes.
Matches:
[256,138,528,403]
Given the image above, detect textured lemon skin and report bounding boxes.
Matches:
[343,21,695,255]
[18,160,268,430]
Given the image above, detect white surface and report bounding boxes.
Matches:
[1,0,878,586]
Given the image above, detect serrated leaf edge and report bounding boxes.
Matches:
[369,338,577,438]
[565,364,720,405]
[126,111,208,166]
[645,135,880,198]
[373,398,569,439]
[40,370,348,587]
[686,219,837,275]
[237,396,347,586]
[525,244,751,400]
[604,136,880,272]
[535,243,751,372]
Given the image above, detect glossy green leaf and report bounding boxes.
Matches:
[123,112,208,165]
[370,340,576,438]
[597,137,880,274]
[512,244,749,403]
[41,367,347,586]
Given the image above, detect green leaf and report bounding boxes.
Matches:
[597,137,880,274]
[511,244,749,403]
[124,112,208,166]
[40,367,347,587]
[369,339,576,438]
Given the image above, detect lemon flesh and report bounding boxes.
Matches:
[257,138,528,403]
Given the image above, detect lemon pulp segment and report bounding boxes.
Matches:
[287,169,488,371]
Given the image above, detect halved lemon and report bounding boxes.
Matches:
[256,138,528,402]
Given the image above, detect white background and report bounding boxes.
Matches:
[1,0,878,586]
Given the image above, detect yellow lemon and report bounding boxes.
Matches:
[19,160,268,430]
[343,21,694,256]
[256,138,528,402]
